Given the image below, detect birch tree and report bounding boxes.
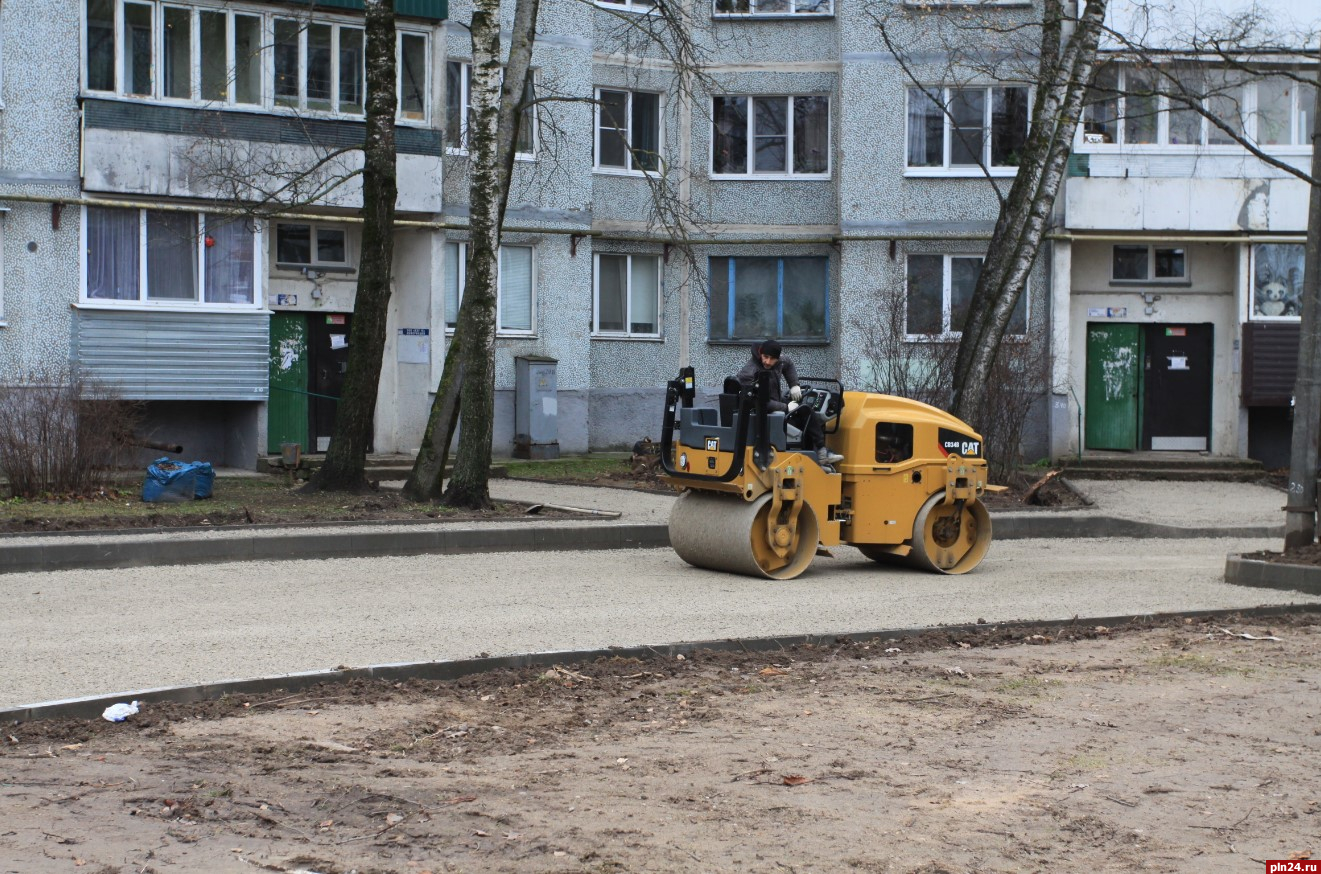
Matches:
[404,0,708,508]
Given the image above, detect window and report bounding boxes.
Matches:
[445,61,536,155]
[713,0,832,16]
[444,242,536,334]
[275,223,349,269]
[708,256,827,341]
[906,86,1029,172]
[1111,244,1186,283]
[594,254,660,336]
[1083,62,1316,148]
[1252,242,1306,319]
[595,0,657,11]
[905,254,1026,337]
[712,96,829,177]
[596,89,661,172]
[82,2,428,121]
[83,207,260,306]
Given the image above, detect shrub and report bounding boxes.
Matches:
[0,368,143,498]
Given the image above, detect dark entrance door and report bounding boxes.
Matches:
[1084,323,1141,451]
[1142,323,1213,451]
[307,313,353,453]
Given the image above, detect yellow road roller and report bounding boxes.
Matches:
[659,367,993,579]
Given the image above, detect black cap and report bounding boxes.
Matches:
[760,340,782,359]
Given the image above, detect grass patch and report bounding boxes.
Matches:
[504,454,633,482]
[1149,653,1254,677]
[994,676,1049,695]
[0,475,535,533]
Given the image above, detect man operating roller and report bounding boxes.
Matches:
[735,340,844,469]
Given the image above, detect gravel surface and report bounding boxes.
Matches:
[1072,479,1285,527]
[3,533,1314,709]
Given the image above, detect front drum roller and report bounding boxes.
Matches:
[909,491,992,574]
[669,491,820,580]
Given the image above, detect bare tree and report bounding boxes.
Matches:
[307,0,399,491]
[404,0,715,507]
[184,3,400,492]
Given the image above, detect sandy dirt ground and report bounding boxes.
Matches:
[3,614,1319,874]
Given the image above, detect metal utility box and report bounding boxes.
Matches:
[514,355,559,459]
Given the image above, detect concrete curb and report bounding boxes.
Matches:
[5,603,1315,724]
[0,523,669,574]
[0,514,1284,574]
[1225,554,1321,596]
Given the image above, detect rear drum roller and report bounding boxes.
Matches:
[909,491,992,574]
[669,491,820,580]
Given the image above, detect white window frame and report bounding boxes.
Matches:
[594,88,663,175]
[710,95,831,180]
[274,222,353,272]
[79,206,264,312]
[592,253,662,339]
[593,0,658,13]
[80,1,429,125]
[1109,243,1189,285]
[712,0,833,18]
[1079,63,1315,153]
[905,85,1031,177]
[443,242,537,336]
[445,60,537,159]
[904,253,1028,339]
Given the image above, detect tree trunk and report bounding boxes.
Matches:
[404,0,540,507]
[306,0,398,492]
[1283,63,1321,550]
[950,0,1106,425]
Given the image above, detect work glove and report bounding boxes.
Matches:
[789,385,802,402]
[787,402,799,413]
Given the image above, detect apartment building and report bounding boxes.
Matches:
[1056,55,1316,466]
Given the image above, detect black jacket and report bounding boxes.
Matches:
[735,348,800,411]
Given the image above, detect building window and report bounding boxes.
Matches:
[596,89,661,173]
[594,254,660,337]
[907,86,1029,172]
[1252,242,1306,319]
[595,0,657,11]
[905,254,1026,337]
[83,207,260,307]
[444,242,535,334]
[82,1,428,122]
[1083,63,1316,148]
[1111,244,1186,283]
[711,95,830,177]
[275,223,349,270]
[445,61,536,155]
[709,256,827,341]
[713,0,832,17]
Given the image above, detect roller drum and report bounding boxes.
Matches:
[669,491,819,580]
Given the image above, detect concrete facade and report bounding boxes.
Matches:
[2,0,1308,469]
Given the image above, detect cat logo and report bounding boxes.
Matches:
[705,437,720,452]
[937,428,982,458]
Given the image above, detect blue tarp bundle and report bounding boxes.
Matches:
[142,458,215,503]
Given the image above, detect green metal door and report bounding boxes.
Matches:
[268,313,309,453]
[1085,323,1140,450]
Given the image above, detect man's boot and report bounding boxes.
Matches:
[817,446,844,467]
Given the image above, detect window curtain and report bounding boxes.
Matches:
[906,255,943,334]
[793,96,829,174]
[598,90,628,167]
[146,211,198,301]
[86,207,140,301]
[444,242,464,328]
[907,89,943,167]
[204,215,255,304]
[596,255,627,332]
[629,256,659,333]
[500,246,533,332]
[713,97,748,174]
